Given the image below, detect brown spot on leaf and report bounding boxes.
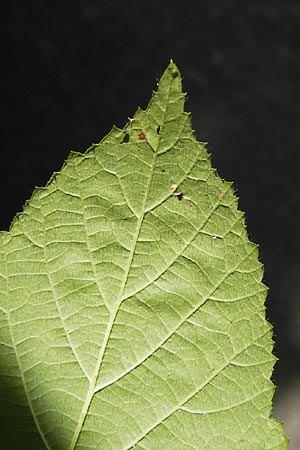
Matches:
[138,131,146,140]
[156,125,161,135]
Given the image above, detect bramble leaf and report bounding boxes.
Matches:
[0,62,287,449]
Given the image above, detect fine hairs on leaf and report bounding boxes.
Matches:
[0,62,288,449]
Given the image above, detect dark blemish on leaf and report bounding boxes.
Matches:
[138,131,146,140]
[177,193,183,201]
[161,168,166,173]
[156,125,161,135]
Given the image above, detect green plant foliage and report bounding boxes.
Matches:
[0,62,287,449]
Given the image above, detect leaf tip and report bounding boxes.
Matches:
[167,59,180,79]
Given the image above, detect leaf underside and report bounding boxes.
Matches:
[0,63,287,450]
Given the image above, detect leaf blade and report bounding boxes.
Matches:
[0,62,287,450]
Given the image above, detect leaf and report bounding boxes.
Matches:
[0,62,287,450]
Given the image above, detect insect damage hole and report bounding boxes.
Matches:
[171,184,184,201]
[121,130,130,143]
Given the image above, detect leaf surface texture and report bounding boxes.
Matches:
[0,63,287,449]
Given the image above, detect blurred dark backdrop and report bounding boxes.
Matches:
[2,0,300,444]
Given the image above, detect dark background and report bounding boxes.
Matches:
[3,1,300,444]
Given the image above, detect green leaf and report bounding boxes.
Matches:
[0,62,287,450]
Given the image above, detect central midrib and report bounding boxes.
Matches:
[68,84,174,450]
